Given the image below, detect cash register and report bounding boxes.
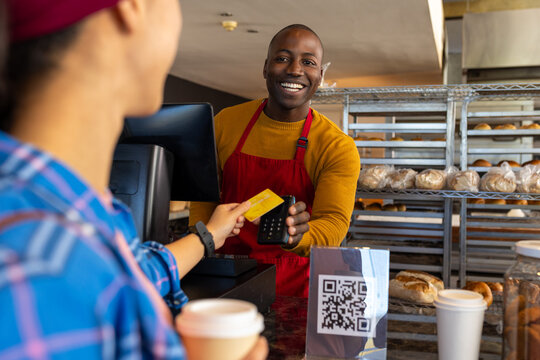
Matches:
[108,103,275,312]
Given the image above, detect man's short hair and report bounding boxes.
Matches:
[267,24,323,58]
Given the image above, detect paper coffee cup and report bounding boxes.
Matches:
[176,299,264,360]
[434,289,487,360]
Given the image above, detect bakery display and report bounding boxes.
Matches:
[358,165,390,190]
[365,202,382,211]
[486,199,506,205]
[517,165,540,193]
[472,159,492,167]
[431,138,446,141]
[486,282,503,293]
[411,136,423,141]
[480,165,517,193]
[353,135,367,141]
[415,169,446,190]
[498,160,521,168]
[474,123,491,130]
[463,281,493,307]
[447,169,480,192]
[396,203,407,212]
[467,198,485,205]
[520,123,540,129]
[507,199,528,205]
[368,137,383,141]
[494,124,517,130]
[387,168,417,190]
[389,270,443,304]
[522,159,540,167]
[382,204,398,211]
[390,136,404,141]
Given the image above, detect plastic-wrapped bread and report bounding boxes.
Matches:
[358,165,391,190]
[480,163,517,193]
[415,169,446,190]
[447,168,480,192]
[517,165,540,193]
[387,168,417,190]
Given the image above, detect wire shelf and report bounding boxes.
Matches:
[312,83,540,104]
[357,188,540,201]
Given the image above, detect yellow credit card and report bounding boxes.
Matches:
[244,189,284,222]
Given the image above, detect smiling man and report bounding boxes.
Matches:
[190,24,360,297]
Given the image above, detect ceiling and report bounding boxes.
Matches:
[170,0,444,99]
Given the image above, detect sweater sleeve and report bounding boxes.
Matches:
[287,135,360,257]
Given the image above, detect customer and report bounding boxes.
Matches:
[0,0,266,358]
[190,24,361,297]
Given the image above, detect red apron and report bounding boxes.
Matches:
[220,99,315,297]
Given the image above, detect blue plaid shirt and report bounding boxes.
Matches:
[0,131,187,359]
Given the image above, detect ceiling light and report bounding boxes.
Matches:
[221,20,238,31]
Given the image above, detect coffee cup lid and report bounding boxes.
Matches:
[176,299,264,338]
[434,289,487,311]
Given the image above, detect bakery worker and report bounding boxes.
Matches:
[190,24,361,297]
[0,0,267,358]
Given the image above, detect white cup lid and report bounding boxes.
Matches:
[434,289,487,311]
[515,240,540,259]
[176,299,264,338]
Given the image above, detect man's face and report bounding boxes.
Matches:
[263,28,323,111]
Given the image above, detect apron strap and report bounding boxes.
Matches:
[294,109,313,162]
[234,99,268,153]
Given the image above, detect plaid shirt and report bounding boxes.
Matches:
[0,131,187,359]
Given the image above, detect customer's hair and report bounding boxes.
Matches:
[267,24,323,56]
[1,23,82,132]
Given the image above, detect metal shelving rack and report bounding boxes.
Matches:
[457,84,540,287]
[311,84,540,357]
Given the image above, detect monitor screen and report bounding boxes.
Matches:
[119,103,220,202]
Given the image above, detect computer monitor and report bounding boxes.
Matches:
[109,103,220,243]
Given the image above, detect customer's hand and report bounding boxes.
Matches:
[206,201,251,249]
[242,336,268,360]
[283,201,310,248]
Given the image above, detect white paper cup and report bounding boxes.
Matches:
[176,299,264,360]
[434,289,487,360]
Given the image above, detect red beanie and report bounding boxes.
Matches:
[7,0,121,43]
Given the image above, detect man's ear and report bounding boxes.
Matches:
[263,59,268,79]
[112,0,144,34]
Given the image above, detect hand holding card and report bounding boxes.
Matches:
[243,189,284,222]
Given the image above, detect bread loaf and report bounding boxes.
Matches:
[480,166,517,193]
[447,169,480,192]
[415,169,446,190]
[382,204,398,211]
[474,123,491,130]
[517,165,540,193]
[365,203,382,211]
[387,168,417,190]
[468,198,485,204]
[389,270,444,304]
[389,276,436,304]
[358,166,389,190]
[495,124,517,130]
[522,159,540,167]
[390,136,404,141]
[498,160,520,168]
[472,159,492,167]
[486,199,506,205]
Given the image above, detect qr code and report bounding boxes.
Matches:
[317,274,374,337]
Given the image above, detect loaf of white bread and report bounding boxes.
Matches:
[389,270,444,304]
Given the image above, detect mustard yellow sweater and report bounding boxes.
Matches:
[189,99,360,257]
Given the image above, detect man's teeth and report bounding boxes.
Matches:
[281,82,304,91]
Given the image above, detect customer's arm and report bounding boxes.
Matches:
[284,135,360,257]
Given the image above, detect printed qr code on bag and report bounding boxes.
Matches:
[317,274,375,337]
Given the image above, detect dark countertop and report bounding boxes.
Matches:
[263,296,502,360]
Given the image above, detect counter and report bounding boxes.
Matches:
[263,296,502,360]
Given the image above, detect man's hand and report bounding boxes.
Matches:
[206,201,251,250]
[284,201,310,248]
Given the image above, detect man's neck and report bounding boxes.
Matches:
[10,76,123,196]
[263,98,310,123]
